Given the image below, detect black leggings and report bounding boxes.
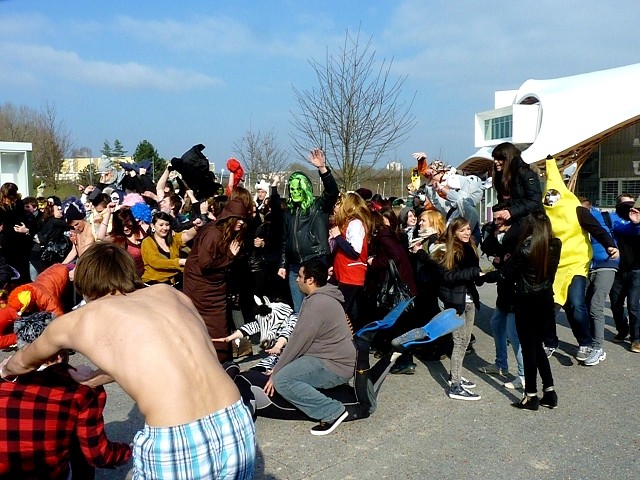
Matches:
[515,291,555,395]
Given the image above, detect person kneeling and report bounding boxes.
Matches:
[264,258,356,435]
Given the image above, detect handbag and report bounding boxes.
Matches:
[376,259,413,311]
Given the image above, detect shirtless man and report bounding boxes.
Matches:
[0,242,256,479]
[61,197,96,264]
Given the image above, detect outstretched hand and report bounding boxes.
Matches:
[412,152,427,161]
[308,149,326,170]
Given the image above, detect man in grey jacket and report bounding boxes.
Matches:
[265,257,356,435]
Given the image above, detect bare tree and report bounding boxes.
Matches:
[0,101,72,191]
[233,128,289,186]
[290,29,417,190]
[33,102,73,190]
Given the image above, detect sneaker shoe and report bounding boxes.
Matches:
[504,376,525,390]
[540,390,558,409]
[631,340,640,353]
[447,384,481,401]
[478,364,507,377]
[583,348,606,366]
[612,332,628,343]
[543,346,556,358]
[390,363,416,375]
[512,394,539,411]
[310,410,349,436]
[575,345,592,362]
[448,375,476,389]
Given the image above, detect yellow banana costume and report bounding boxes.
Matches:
[543,157,592,306]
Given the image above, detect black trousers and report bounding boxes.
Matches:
[515,290,555,395]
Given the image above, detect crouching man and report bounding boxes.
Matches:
[1,243,256,479]
[265,258,356,435]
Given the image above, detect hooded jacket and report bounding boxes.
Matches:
[271,283,355,379]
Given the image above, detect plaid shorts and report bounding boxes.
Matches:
[132,400,256,479]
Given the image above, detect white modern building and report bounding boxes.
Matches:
[0,141,33,195]
[461,63,640,208]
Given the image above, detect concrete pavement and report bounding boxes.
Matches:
[2,281,638,479]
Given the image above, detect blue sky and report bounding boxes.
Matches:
[2,0,639,170]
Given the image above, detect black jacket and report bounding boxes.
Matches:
[484,236,562,296]
[437,243,481,314]
[279,169,339,267]
[494,161,542,222]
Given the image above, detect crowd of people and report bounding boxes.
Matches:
[0,141,639,477]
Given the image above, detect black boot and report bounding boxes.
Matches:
[512,394,539,411]
[540,390,558,409]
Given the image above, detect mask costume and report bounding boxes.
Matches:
[543,157,592,306]
[279,165,339,313]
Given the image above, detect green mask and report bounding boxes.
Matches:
[290,179,304,203]
[287,172,314,215]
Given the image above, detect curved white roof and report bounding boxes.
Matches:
[517,63,640,164]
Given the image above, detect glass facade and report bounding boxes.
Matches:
[575,121,640,207]
[484,115,513,141]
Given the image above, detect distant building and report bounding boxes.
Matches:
[0,142,32,195]
[461,63,640,209]
[57,156,133,182]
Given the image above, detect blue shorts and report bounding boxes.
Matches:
[132,399,256,479]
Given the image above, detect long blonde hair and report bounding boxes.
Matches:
[440,217,477,270]
[334,192,373,240]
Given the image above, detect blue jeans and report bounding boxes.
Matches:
[490,307,524,377]
[273,355,350,423]
[610,269,640,341]
[564,275,592,347]
[288,264,304,314]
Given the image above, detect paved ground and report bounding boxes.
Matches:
[3,280,639,479]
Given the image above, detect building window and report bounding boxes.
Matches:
[484,115,513,141]
[599,179,640,207]
[600,181,618,207]
[621,180,640,200]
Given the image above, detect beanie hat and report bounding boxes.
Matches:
[131,202,152,224]
[62,197,86,222]
[47,195,62,207]
[14,311,55,349]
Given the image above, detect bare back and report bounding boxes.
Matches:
[57,285,240,427]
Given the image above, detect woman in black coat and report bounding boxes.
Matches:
[491,142,542,225]
[482,210,562,410]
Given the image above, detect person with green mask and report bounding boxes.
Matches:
[278,149,339,312]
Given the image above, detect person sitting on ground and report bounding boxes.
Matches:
[264,258,356,436]
[0,242,256,479]
[0,311,131,479]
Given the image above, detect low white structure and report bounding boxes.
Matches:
[0,141,33,195]
[462,63,640,208]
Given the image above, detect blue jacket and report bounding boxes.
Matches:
[589,208,619,270]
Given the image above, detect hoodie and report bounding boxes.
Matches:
[272,284,355,378]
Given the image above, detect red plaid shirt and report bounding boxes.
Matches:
[0,363,131,479]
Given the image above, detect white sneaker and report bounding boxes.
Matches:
[583,348,606,366]
[504,376,525,390]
